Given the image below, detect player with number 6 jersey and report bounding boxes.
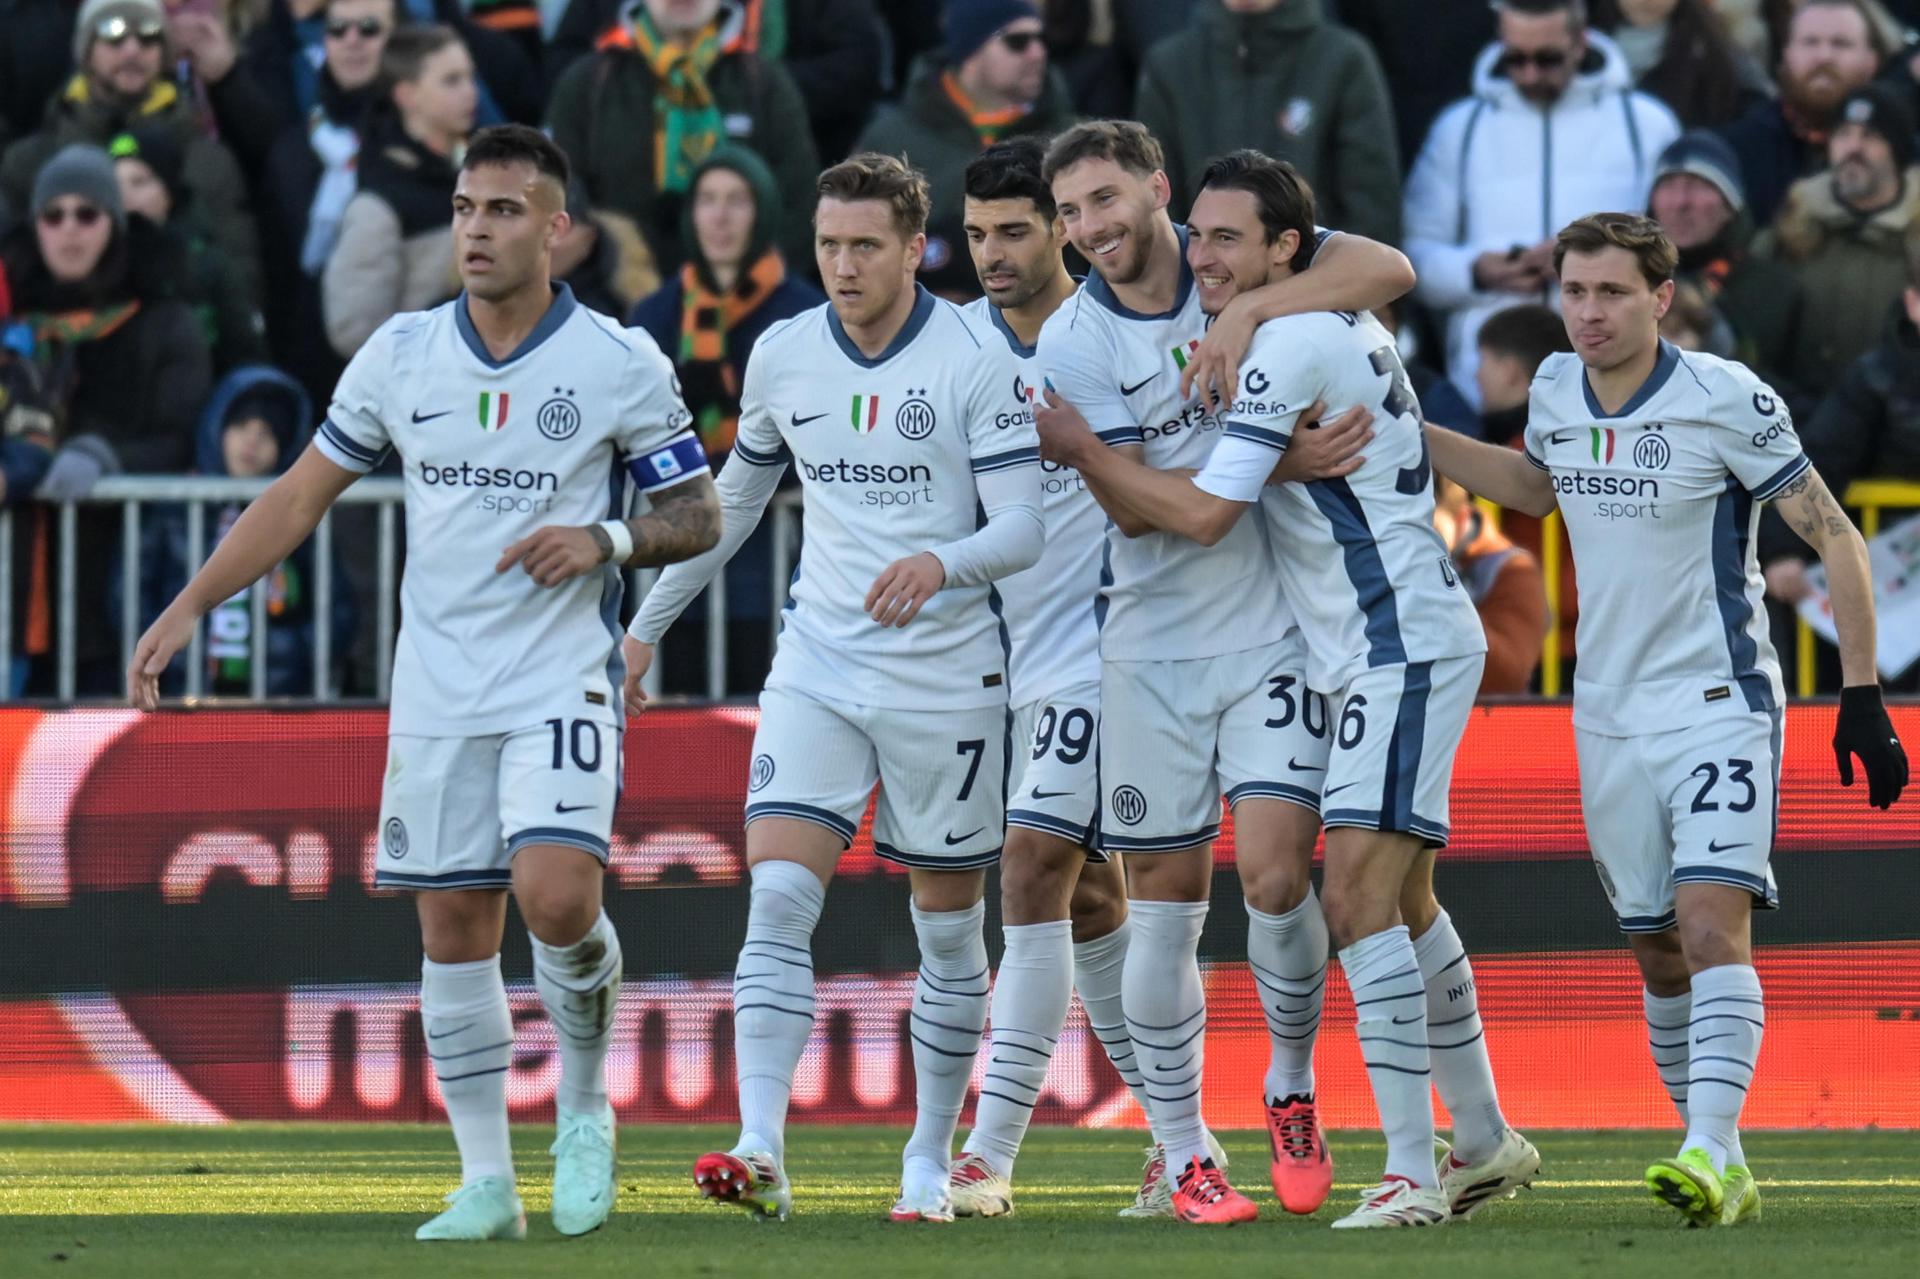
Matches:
[623,153,1042,1227]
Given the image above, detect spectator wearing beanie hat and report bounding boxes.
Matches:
[0,142,211,693]
[1648,128,1803,394]
[854,0,1076,297]
[110,128,269,374]
[0,0,262,303]
[1757,82,1920,403]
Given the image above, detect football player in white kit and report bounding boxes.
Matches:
[941,136,1206,1221]
[1039,152,1540,1229]
[128,127,723,1241]
[620,154,1044,1224]
[1424,212,1907,1228]
[1034,122,1418,1226]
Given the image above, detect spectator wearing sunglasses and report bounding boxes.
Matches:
[854,0,1075,297]
[1134,0,1401,248]
[1403,0,1679,408]
[0,0,262,306]
[0,143,212,693]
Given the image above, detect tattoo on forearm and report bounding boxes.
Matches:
[1777,471,1855,544]
[624,475,721,567]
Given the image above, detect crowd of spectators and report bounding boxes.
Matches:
[0,0,1918,697]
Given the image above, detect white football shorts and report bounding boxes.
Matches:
[1319,654,1483,848]
[1006,683,1103,857]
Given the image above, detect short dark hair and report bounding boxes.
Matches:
[1497,0,1588,26]
[1042,120,1164,185]
[462,124,570,191]
[1477,303,1572,371]
[1196,149,1317,272]
[816,152,931,240]
[965,137,1055,221]
[380,23,461,92]
[1553,211,1678,288]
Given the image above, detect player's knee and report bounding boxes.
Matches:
[1319,883,1394,950]
[1628,929,1689,995]
[1238,855,1311,916]
[1068,874,1127,942]
[517,883,599,947]
[1000,828,1079,920]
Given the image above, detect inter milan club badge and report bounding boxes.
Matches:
[896,389,936,440]
[539,388,582,441]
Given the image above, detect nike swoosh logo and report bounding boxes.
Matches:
[1323,782,1357,797]
[945,828,986,846]
[1120,373,1160,396]
[790,412,829,427]
[426,1022,474,1040]
[411,409,452,423]
[1548,431,1574,445]
[1030,788,1072,799]
[555,802,596,814]
[1695,1031,1734,1044]
[1391,1013,1422,1025]
[1706,840,1750,853]
[1287,758,1323,773]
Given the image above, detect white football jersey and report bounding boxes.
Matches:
[718,288,1036,710]
[1037,226,1323,662]
[315,285,705,736]
[964,292,1102,706]
[1194,309,1486,691]
[1525,342,1807,736]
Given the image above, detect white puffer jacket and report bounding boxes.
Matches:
[1404,30,1680,406]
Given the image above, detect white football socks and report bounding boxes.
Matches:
[1644,986,1692,1126]
[1340,925,1435,1188]
[1124,899,1210,1173]
[902,900,990,1179]
[530,910,623,1116]
[1073,919,1156,1125]
[422,954,515,1186]
[964,918,1074,1177]
[1411,909,1507,1163]
[1682,964,1764,1173]
[1246,893,1327,1103]
[733,859,825,1163]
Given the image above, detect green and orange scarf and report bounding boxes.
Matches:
[941,71,1027,148]
[678,250,786,454]
[601,9,726,194]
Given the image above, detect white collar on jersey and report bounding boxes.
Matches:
[454,282,579,369]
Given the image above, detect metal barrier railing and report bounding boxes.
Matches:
[1794,479,1920,696]
[0,477,803,704]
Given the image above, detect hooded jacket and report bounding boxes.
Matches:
[1672,209,1802,395]
[546,0,821,276]
[1755,167,1920,402]
[1404,29,1680,404]
[1135,0,1401,245]
[0,74,262,303]
[124,365,357,696]
[854,54,1078,296]
[320,112,462,359]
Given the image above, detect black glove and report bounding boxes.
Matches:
[1833,684,1908,810]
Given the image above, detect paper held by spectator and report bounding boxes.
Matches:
[1798,513,1920,680]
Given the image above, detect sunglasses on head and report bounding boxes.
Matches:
[998,30,1044,54]
[39,204,104,229]
[1496,47,1570,72]
[326,16,388,39]
[95,15,165,47]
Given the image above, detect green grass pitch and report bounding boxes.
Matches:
[3,1126,1918,1278]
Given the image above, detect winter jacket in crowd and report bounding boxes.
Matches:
[1672,209,1803,401]
[547,0,821,276]
[0,74,263,302]
[1716,92,1843,229]
[1333,0,1497,175]
[854,54,1078,296]
[320,111,461,359]
[1754,167,1920,404]
[1404,29,1680,404]
[0,0,76,149]
[1135,0,1400,246]
[562,205,660,320]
